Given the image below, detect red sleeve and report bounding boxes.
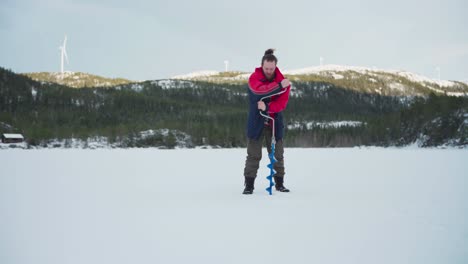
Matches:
[248,74,280,95]
[267,86,290,113]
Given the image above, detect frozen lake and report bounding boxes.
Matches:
[1,148,467,264]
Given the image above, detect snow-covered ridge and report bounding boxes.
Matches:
[172,70,220,79]
[284,65,382,75]
[171,71,250,82]
[173,65,463,88]
[22,66,467,96]
[284,65,458,87]
[23,71,133,88]
[171,65,468,97]
[391,70,454,88]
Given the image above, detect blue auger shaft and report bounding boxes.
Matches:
[266,142,277,195]
[260,107,278,195]
[259,110,276,195]
[259,87,288,195]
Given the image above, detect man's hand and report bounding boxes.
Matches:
[257,101,266,111]
[281,79,291,88]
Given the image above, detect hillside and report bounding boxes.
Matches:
[23,71,134,88]
[1,66,467,148]
[172,65,468,97]
[21,65,468,98]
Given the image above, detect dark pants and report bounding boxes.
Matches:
[244,126,285,179]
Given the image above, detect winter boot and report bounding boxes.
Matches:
[243,177,255,195]
[274,176,290,192]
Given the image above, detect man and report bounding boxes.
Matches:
[243,49,291,195]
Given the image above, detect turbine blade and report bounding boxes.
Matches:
[64,50,69,64]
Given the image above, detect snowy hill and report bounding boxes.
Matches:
[21,66,468,97]
[1,66,466,149]
[172,70,250,84]
[171,70,221,80]
[172,65,468,97]
[23,71,134,88]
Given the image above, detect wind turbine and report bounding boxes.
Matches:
[224,60,229,72]
[319,57,324,66]
[59,35,69,76]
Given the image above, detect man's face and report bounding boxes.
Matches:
[262,60,276,81]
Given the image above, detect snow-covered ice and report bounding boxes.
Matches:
[1,148,467,264]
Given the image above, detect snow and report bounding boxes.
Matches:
[392,70,455,87]
[288,121,365,130]
[1,148,466,264]
[31,87,37,99]
[289,88,304,97]
[151,79,175,88]
[446,91,467,97]
[0,130,194,149]
[172,70,220,80]
[2,133,24,139]
[131,83,143,92]
[283,65,461,89]
[389,82,405,92]
[231,73,250,80]
[72,99,84,106]
[171,71,250,82]
[0,137,113,150]
[331,73,344,79]
[422,86,467,97]
[0,142,27,149]
[140,129,169,138]
[284,64,383,75]
[150,79,195,89]
[139,129,193,148]
[166,66,467,98]
[0,122,13,130]
[51,71,75,78]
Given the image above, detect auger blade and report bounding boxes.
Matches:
[268,153,277,162]
[264,142,278,195]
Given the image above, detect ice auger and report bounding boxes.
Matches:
[259,88,288,195]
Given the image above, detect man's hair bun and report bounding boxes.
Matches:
[264,49,275,56]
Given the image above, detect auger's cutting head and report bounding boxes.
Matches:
[265,143,277,195]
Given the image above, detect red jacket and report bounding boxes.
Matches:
[246,67,290,140]
[248,67,291,115]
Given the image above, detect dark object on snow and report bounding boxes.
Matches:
[243,177,255,195]
[274,176,290,192]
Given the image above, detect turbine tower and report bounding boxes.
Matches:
[224,60,229,72]
[436,67,441,81]
[320,57,324,66]
[59,35,69,75]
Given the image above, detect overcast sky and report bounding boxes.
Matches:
[1,0,467,81]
